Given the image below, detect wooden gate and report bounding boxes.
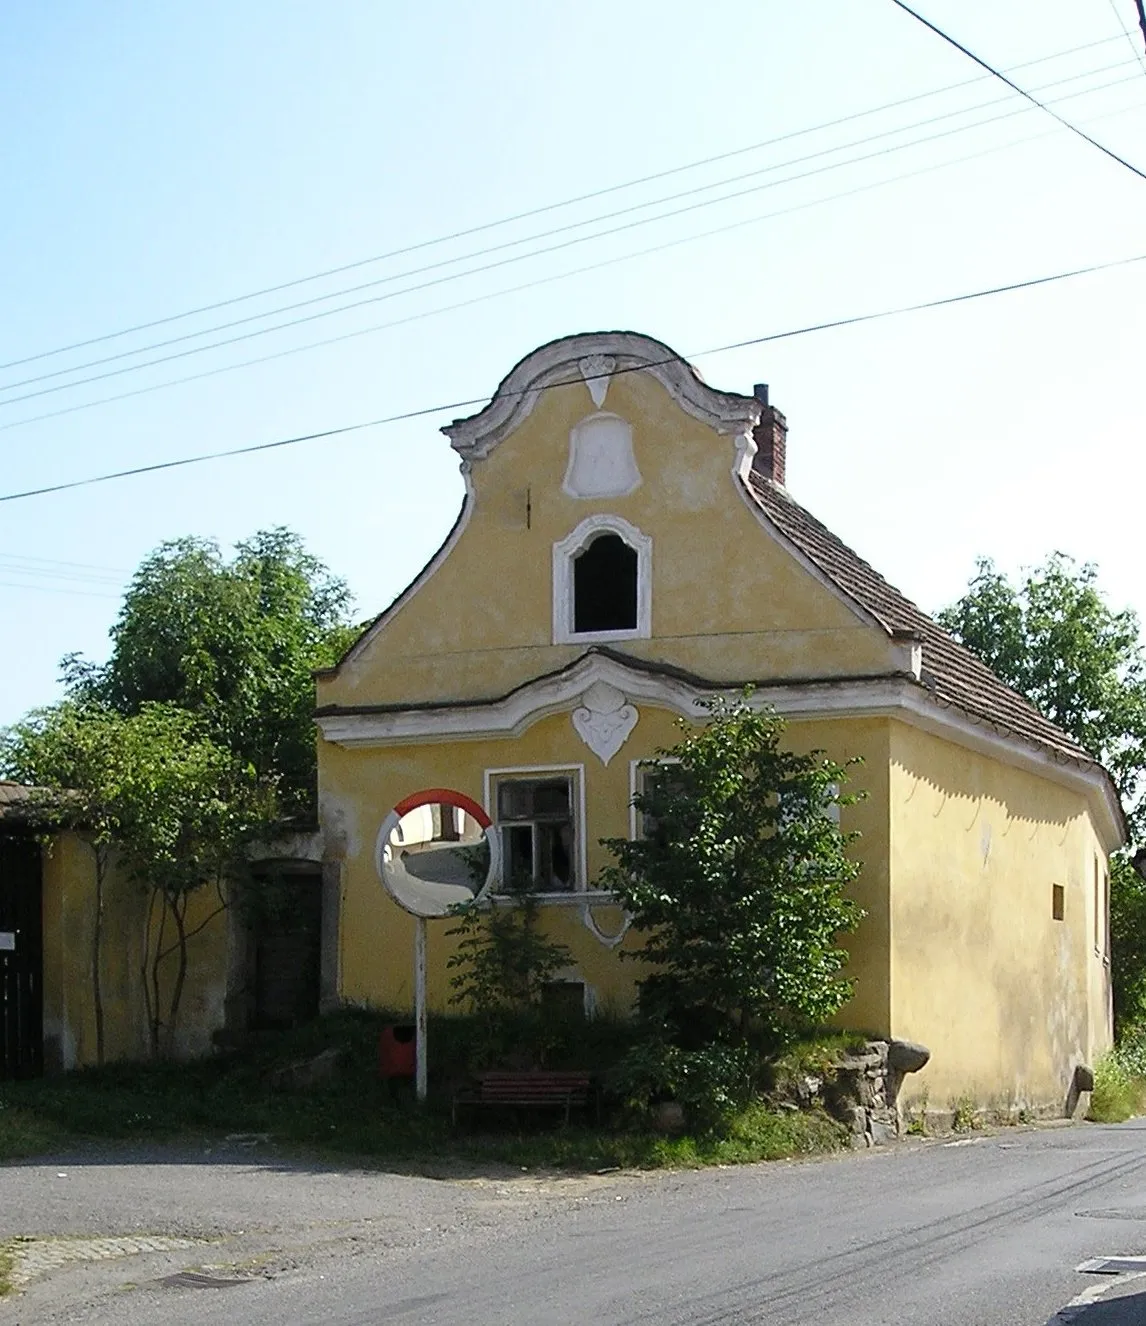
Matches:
[0,834,43,1080]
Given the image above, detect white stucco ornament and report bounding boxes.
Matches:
[562,412,641,499]
[571,681,638,765]
[578,354,616,408]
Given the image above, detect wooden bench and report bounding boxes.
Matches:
[452,1070,595,1126]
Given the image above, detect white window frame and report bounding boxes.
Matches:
[484,764,587,898]
[552,514,652,645]
[628,756,682,840]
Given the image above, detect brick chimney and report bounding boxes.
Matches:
[752,383,787,486]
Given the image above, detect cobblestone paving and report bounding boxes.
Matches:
[2,1235,205,1288]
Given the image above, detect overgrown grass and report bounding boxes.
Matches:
[0,1010,847,1172]
[0,1241,15,1297]
[1087,1048,1146,1123]
[766,1029,872,1093]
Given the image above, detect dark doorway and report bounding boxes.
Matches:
[0,834,43,1080]
[573,533,638,633]
[251,866,322,1030]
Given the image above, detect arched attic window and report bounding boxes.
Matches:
[573,534,637,633]
[552,514,652,645]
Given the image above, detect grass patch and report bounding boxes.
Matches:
[1087,1050,1146,1123]
[0,1242,14,1298]
[0,1009,848,1173]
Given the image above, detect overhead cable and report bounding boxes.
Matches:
[0,31,1127,376]
[1,65,1140,414]
[890,0,1146,181]
[2,248,1143,504]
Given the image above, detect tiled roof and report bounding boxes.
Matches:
[0,780,42,821]
[744,472,1097,769]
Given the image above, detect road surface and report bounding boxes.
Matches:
[4,1121,1146,1323]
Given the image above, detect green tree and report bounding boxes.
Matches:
[938,554,1146,829]
[1,702,275,1058]
[64,528,356,819]
[939,554,1146,1025]
[598,697,863,1054]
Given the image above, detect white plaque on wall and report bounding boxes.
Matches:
[0,932,15,951]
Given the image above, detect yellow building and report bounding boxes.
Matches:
[315,331,1122,1118]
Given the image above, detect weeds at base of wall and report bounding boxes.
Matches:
[1086,1050,1146,1124]
[903,1089,929,1137]
[949,1093,980,1134]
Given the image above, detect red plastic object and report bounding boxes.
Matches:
[378,1023,416,1079]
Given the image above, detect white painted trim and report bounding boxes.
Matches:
[482,763,589,897]
[442,332,761,460]
[552,513,652,645]
[321,655,1124,853]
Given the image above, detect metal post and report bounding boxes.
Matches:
[414,915,427,1102]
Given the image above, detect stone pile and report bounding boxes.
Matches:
[779,1038,931,1147]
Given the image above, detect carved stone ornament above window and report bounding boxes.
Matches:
[571,681,639,766]
[563,412,641,499]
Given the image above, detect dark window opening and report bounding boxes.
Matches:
[573,533,638,634]
[496,777,575,892]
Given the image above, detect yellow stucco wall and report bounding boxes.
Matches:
[326,708,892,1032]
[888,721,1112,1114]
[40,831,230,1068]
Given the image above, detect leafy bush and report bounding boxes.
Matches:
[599,696,863,1051]
[1088,1049,1146,1123]
[609,1035,758,1132]
[446,882,575,1069]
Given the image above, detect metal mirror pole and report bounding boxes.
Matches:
[414,915,428,1102]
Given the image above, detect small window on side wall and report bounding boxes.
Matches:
[1052,883,1065,921]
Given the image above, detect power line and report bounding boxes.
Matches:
[2,54,1134,402]
[890,0,1146,182]
[0,33,1127,378]
[1108,0,1146,75]
[3,65,1140,416]
[4,91,1144,437]
[3,248,1143,505]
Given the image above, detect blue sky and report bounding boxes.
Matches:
[2,1,1144,725]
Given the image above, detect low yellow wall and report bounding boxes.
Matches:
[888,721,1112,1114]
[40,831,230,1068]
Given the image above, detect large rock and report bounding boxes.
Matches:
[1074,1063,1095,1093]
[887,1040,931,1073]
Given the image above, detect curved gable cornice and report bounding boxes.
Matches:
[441,331,761,460]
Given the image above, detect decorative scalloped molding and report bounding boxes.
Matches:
[442,332,760,460]
[552,513,652,645]
[580,900,632,948]
[317,653,1124,854]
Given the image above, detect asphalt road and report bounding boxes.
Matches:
[5,1122,1146,1324]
